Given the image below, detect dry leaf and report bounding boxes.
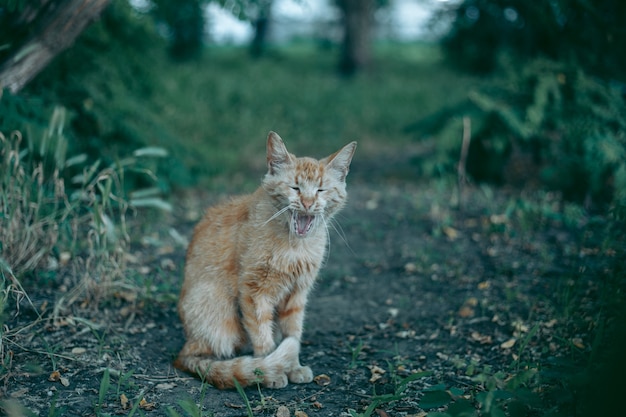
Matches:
[571,338,585,349]
[312,401,323,409]
[443,226,459,240]
[139,398,156,411]
[544,319,558,328]
[313,374,331,386]
[48,370,61,382]
[458,306,475,318]
[156,382,176,390]
[294,411,308,417]
[59,377,70,387]
[470,331,493,344]
[276,405,290,417]
[500,338,516,349]
[71,347,86,355]
[478,281,490,290]
[375,410,390,417]
[368,365,386,383]
[120,394,130,410]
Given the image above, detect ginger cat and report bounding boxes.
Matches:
[175,132,356,389]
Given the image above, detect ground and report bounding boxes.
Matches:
[3,157,622,416]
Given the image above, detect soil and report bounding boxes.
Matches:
[3,162,623,416]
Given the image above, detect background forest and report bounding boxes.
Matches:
[1,0,625,416]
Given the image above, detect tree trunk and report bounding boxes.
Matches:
[0,0,110,93]
[249,0,273,58]
[337,0,374,76]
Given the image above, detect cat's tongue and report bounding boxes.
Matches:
[294,213,314,236]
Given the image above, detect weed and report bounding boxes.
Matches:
[512,323,540,372]
[233,378,254,417]
[349,371,432,417]
[349,340,365,369]
[95,368,111,415]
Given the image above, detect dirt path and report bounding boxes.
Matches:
[4,180,617,416]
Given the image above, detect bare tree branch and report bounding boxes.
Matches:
[0,0,110,93]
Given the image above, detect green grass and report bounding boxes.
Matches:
[26,26,487,191]
[148,43,477,187]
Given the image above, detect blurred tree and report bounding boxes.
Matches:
[336,0,375,76]
[151,0,205,60]
[215,0,274,58]
[249,0,273,58]
[0,0,110,93]
[441,0,626,80]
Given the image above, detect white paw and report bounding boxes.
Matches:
[287,366,313,384]
[263,372,289,389]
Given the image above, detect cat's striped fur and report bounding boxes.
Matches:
[175,132,356,389]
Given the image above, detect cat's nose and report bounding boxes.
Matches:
[301,197,314,210]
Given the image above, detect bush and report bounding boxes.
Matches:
[416,58,626,211]
[0,108,170,297]
[441,0,626,82]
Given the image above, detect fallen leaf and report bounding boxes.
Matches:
[48,371,61,382]
[120,394,130,410]
[71,347,86,355]
[312,401,323,409]
[500,338,516,349]
[544,319,558,328]
[396,330,416,339]
[375,410,390,417]
[314,374,331,386]
[443,226,459,240]
[139,398,156,411]
[276,405,290,417]
[368,365,386,383]
[156,382,176,390]
[458,306,475,318]
[59,377,70,387]
[571,338,585,349]
[470,331,493,344]
[294,411,308,417]
[478,281,490,290]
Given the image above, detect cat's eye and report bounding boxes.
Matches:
[317,189,326,193]
[290,186,300,192]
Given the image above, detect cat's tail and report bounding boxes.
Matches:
[174,337,301,389]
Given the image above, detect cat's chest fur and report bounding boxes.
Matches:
[241,193,327,284]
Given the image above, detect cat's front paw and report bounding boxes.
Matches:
[287,365,313,384]
[263,372,289,389]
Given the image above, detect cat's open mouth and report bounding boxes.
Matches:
[291,211,315,237]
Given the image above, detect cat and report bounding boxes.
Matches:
[175,131,356,389]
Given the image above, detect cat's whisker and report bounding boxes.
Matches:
[263,205,291,226]
[319,214,332,265]
[328,217,355,255]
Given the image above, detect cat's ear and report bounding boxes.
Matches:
[267,131,293,174]
[323,141,357,182]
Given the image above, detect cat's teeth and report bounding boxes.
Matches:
[293,213,315,236]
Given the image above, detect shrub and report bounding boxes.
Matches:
[416,58,626,211]
[0,106,170,299]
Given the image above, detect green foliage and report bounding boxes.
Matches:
[418,58,626,210]
[349,371,432,417]
[442,0,626,81]
[22,0,188,189]
[150,0,205,60]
